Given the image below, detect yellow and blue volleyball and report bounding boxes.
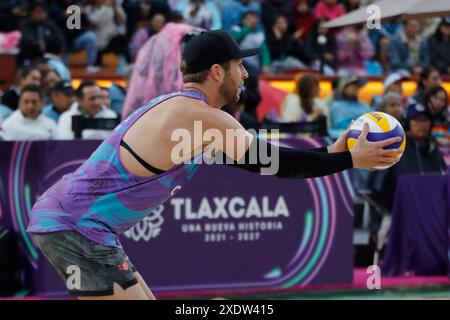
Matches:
[347,112,406,169]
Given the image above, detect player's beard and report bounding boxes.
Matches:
[219,73,241,106]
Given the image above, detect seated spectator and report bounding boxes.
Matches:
[49,0,98,73]
[41,69,62,99]
[336,25,374,76]
[428,17,450,75]
[100,86,112,109]
[280,73,327,122]
[371,35,391,75]
[123,0,171,42]
[18,1,66,64]
[305,21,336,75]
[410,67,442,105]
[0,0,26,32]
[261,0,294,32]
[423,86,450,148]
[379,92,404,121]
[1,66,41,111]
[220,0,261,32]
[387,19,430,75]
[85,0,128,64]
[314,0,345,21]
[329,76,371,138]
[179,0,214,30]
[368,103,447,213]
[0,84,56,140]
[266,14,310,73]
[293,0,316,41]
[129,13,167,61]
[108,83,127,116]
[42,80,76,122]
[0,104,13,122]
[56,80,118,140]
[230,10,271,74]
[371,72,409,110]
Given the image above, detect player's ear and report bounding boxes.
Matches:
[210,64,223,82]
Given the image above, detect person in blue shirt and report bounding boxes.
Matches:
[329,76,371,139]
[42,80,76,122]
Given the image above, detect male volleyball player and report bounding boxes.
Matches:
[27,30,401,300]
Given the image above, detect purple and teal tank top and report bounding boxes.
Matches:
[27,89,206,247]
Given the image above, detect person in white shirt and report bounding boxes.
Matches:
[1,84,57,141]
[56,80,118,140]
[280,73,327,123]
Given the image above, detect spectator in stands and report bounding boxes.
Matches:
[428,17,450,75]
[56,80,118,140]
[305,21,336,75]
[280,73,327,122]
[100,87,112,109]
[42,80,76,123]
[293,0,316,41]
[266,14,311,73]
[314,0,345,21]
[0,84,56,140]
[49,0,99,73]
[371,72,409,110]
[0,104,13,123]
[0,0,27,32]
[220,0,261,32]
[410,67,442,105]
[85,0,128,64]
[177,0,221,30]
[129,13,167,61]
[424,86,450,148]
[329,76,371,138]
[108,69,130,116]
[122,0,171,42]
[336,25,374,76]
[18,1,66,64]
[1,66,41,111]
[230,10,271,74]
[379,92,404,121]
[387,19,430,75]
[261,0,294,32]
[371,35,391,75]
[41,69,62,100]
[31,56,71,82]
[368,103,447,213]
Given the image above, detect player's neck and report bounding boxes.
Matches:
[182,83,223,109]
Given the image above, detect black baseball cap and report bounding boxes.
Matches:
[406,103,431,121]
[181,30,260,74]
[51,80,75,95]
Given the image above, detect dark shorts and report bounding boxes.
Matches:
[32,231,138,297]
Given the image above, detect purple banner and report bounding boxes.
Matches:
[0,139,354,296]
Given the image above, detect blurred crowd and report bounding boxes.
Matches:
[0,0,448,185]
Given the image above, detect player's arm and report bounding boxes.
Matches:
[199,109,402,178]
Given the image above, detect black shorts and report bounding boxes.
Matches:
[32,231,138,297]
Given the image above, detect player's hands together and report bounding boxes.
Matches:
[349,123,402,169]
[327,128,349,153]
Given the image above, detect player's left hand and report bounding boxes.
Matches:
[327,129,350,153]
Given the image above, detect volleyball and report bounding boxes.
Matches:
[347,112,406,169]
